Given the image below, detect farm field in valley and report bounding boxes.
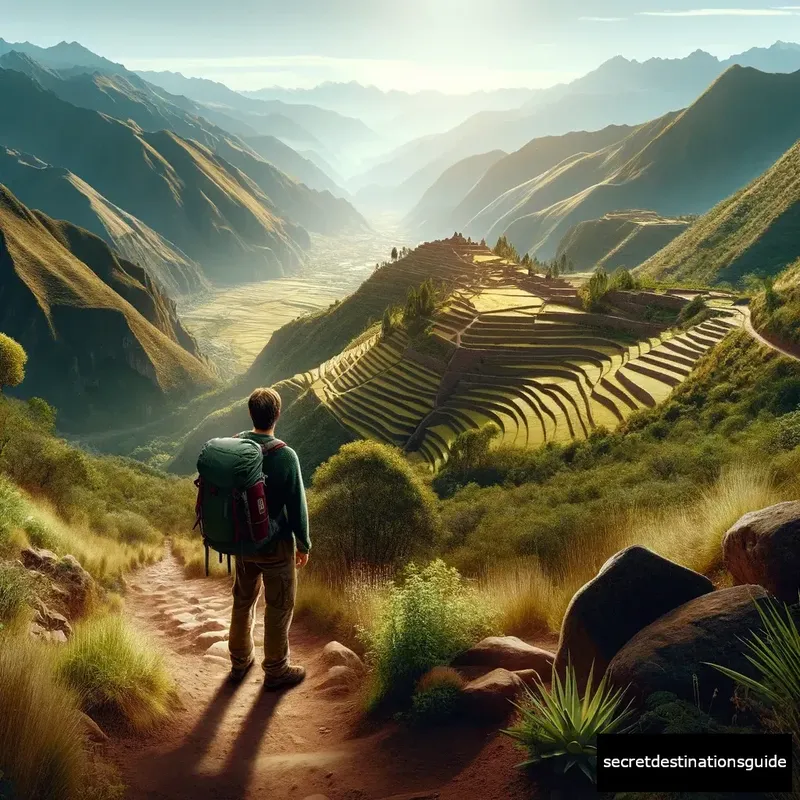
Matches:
[179,223,414,376]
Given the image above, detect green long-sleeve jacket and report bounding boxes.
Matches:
[237,432,311,554]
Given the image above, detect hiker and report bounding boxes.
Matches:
[227,387,311,688]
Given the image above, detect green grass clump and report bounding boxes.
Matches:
[55,615,175,732]
[0,476,26,554]
[359,559,496,707]
[104,511,160,545]
[0,642,85,800]
[403,666,465,726]
[503,664,633,783]
[0,563,31,630]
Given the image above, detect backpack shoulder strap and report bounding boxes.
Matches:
[260,439,286,456]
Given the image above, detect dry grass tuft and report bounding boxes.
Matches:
[0,641,85,800]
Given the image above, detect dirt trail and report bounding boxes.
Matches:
[112,554,532,800]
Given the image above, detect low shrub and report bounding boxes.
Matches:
[104,511,160,545]
[402,666,465,726]
[359,559,496,707]
[0,476,25,554]
[55,615,175,732]
[503,664,633,782]
[0,642,85,800]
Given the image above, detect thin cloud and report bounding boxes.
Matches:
[638,8,799,15]
[579,16,628,22]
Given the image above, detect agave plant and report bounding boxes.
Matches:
[709,597,800,794]
[502,664,633,783]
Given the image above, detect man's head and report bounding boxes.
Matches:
[248,387,281,432]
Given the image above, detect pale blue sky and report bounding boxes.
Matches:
[2,0,800,90]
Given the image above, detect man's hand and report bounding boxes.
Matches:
[295,550,309,569]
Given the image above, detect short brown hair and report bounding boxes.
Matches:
[248,387,281,430]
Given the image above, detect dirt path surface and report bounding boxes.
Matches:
[112,554,533,800]
[739,306,800,363]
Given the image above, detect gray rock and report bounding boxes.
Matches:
[555,546,714,686]
[723,501,800,602]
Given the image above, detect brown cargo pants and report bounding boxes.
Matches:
[228,536,296,677]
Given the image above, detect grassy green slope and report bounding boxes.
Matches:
[751,259,800,348]
[557,210,691,271]
[638,138,800,284]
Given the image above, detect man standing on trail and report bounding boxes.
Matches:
[228,387,311,688]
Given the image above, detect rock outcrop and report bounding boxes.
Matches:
[723,501,800,602]
[461,668,526,720]
[555,546,714,685]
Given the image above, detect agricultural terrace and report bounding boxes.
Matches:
[282,240,742,470]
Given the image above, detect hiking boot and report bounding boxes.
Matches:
[264,664,306,690]
[229,659,255,683]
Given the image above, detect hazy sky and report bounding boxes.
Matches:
[3,0,800,91]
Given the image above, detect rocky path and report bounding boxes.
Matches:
[111,554,531,800]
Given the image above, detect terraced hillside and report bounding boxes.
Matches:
[167,238,738,477]
[0,184,216,430]
[556,211,692,272]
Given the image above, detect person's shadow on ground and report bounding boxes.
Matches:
[146,678,287,799]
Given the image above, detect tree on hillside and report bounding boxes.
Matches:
[610,268,638,291]
[493,235,520,264]
[448,422,501,474]
[391,247,399,262]
[580,266,610,311]
[0,334,26,393]
[308,440,440,570]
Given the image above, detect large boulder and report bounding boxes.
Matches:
[554,546,714,685]
[607,585,795,711]
[461,668,525,720]
[722,501,800,602]
[452,636,554,679]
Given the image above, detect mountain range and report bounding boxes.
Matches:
[356,42,800,208]
[0,184,216,430]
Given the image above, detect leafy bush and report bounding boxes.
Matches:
[0,476,25,554]
[0,334,27,391]
[404,667,465,726]
[609,268,638,291]
[359,560,495,706]
[0,642,85,800]
[634,692,741,735]
[0,563,30,629]
[769,405,800,451]
[503,664,633,782]
[677,294,707,326]
[55,615,175,731]
[309,440,441,571]
[580,267,610,311]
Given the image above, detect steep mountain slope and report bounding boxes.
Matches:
[0,55,364,236]
[0,68,309,285]
[406,150,506,236]
[242,135,346,196]
[504,67,800,259]
[0,185,216,429]
[468,114,676,245]
[0,146,207,296]
[444,124,637,237]
[556,211,691,272]
[637,139,800,285]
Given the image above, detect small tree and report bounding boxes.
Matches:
[309,440,440,571]
[391,247,399,262]
[448,422,501,473]
[381,308,394,339]
[764,277,782,314]
[580,267,610,311]
[0,334,26,393]
[610,268,637,291]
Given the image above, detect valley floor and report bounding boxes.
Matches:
[179,223,415,377]
[112,554,536,800]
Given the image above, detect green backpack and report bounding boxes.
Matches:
[194,436,285,574]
